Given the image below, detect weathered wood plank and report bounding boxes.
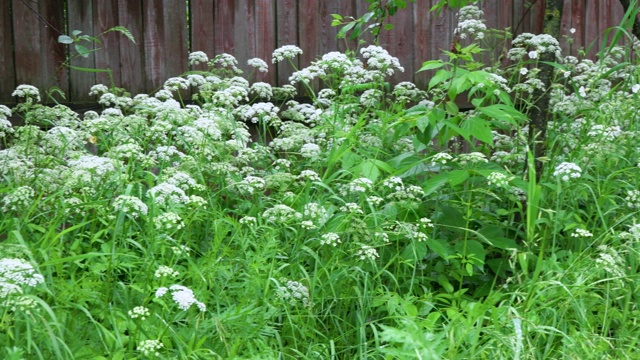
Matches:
[413,0,433,86]
[275,0,299,86]
[94,0,122,88]
[0,2,16,103]
[214,0,237,56]
[12,0,68,102]
[143,0,188,91]
[117,0,145,97]
[379,3,414,83]
[254,0,277,83]
[67,0,95,102]
[190,0,216,60]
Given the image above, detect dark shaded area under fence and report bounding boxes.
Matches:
[0,0,630,104]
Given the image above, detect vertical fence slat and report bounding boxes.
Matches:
[67,1,95,102]
[255,0,277,83]
[380,4,414,83]
[275,0,299,86]
[94,0,122,87]
[143,0,188,91]
[191,0,216,58]
[413,0,433,86]
[12,0,68,101]
[234,0,255,75]
[117,0,145,97]
[0,2,16,102]
[584,0,600,57]
[214,0,237,55]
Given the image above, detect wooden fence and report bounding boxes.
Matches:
[0,0,631,104]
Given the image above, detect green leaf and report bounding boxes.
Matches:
[74,44,92,58]
[461,116,493,144]
[401,242,427,262]
[445,101,459,116]
[67,65,112,73]
[454,240,486,263]
[384,23,394,30]
[72,29,83,36]
[418,60,445,72]
[426,238,451,258]
[330,13,343,20]
[428,69,453,90]
[477,104,526,126]
[58,35,74,44]
[447,169,470,186]
[423,173,449,196]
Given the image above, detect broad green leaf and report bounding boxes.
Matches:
[74,44,91,58]
[423,172,449,196]
[454,240,485,263]
[58,35,74,44]
[418,60,445,72]
[462,116,493,144]
[426,238,451,258]
[447,169,470,186]
[72,29,83,36]
[330,13,343,20]
[428,69,453,90]
[401,242,427,262]
[477,104,526,125]
[445,101,459,116]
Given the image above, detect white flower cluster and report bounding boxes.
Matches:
[211,53,243,74]
[393,82,425,103]
[247,57,269,72]
[487,172,513,188]
[148,183,190,207]
[155,284,206,311]
[456,5,486,40]
[154,265,179,278]
[2,185,34,212]
[163,77,190,92]
[262,204,302,223]
[234,175,266,196]
[303,202,329,226]
[188,51,209,66]
[272,45,303,63]
[280,101,322,127]
[0,105,13,138]
[300,143,321,158]
[455,152,488,166]
[153,212,185,231]
[360,45,404,75]
[0,258,45,298]
[289,65,326,85]
[552,162,582,182]
[12,84,41,103]
[624,190,640,209]
[128,306,150,320]
[510,33,561,60]
[236,102,281,127]
[250,82,273,100]
[165,172,205,192]
[430,152,453,166]
[341,177,374,196]
[276,279,310,307]
[360,89,383,108]
[137,339,164,357]
[393,221,429,242]
[113,195,148,218]
[594,245,626,279]
[355,244,379,261]
[320,232,341,246]
[571,228,593,238]
[340,202,364,215]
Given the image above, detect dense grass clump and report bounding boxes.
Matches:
[1,5,639,359]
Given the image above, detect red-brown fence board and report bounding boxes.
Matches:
[0,0,636,105]
[0,2,16,103]
[117,0,145,96]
